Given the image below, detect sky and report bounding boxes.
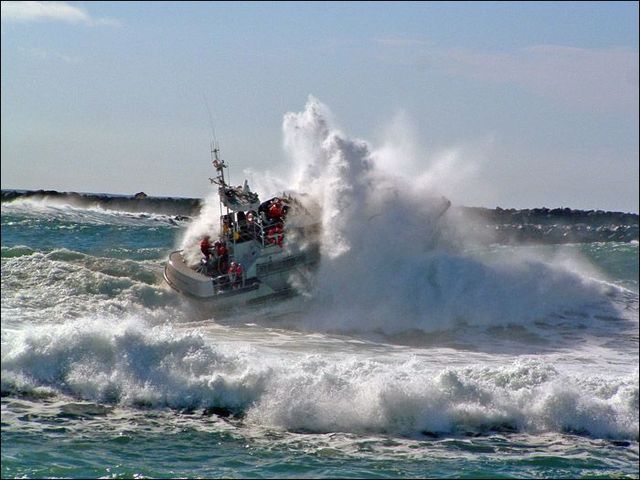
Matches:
[1,1,638,212]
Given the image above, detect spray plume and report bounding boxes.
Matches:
[180,96,621,335]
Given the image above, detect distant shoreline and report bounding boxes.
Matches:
[2,189,638,244]
[1,189,200,217]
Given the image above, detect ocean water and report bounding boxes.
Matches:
[2,99,639,479]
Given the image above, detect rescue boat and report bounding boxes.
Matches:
[163,145,321,310]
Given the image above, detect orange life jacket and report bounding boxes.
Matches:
[200,238,212,255]
[268,203,283,219]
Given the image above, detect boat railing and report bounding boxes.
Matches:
[212,273,246,294]
[227,217,286,247]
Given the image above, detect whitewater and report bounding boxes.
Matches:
[1,98,638,479]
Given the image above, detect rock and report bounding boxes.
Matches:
[202,406,233,418]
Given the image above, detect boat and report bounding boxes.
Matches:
[163,145,322,309]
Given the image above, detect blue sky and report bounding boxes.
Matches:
[1,1,638,212]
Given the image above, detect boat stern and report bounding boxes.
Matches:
[164,250,216,298]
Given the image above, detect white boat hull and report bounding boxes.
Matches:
[163,245,319,310]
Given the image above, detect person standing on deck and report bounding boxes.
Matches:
[200,236,213,260]
[228,261,244,289]
[214,240,229,274]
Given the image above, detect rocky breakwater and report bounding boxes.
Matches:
[1,189,201,218]
[2,190,637,244]
[461,206,639,244]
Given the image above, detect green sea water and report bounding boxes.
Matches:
[1,201,638,479]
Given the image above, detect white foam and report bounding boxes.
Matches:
[1,198,185,228]
[2,97,637,445]
[1,318,637,440]
[273,97,624,334]
[0,249,178,328]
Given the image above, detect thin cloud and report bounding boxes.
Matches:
[374,36,432,47]
[1,1,120,26]
[378,40,639,113]
[429,44,638,113]
[19,46,81,64]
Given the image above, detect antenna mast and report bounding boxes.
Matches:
[203,95,230,221]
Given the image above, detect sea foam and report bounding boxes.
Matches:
[1,317,637,440]
[267,97,626,334]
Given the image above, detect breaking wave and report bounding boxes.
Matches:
[1,318,637,440]
[1,198,189,228]
[0,248,180,327]
[1,190,200,217]
[1,97,638,447]
[261,97,632,334]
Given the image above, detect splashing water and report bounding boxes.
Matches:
[251,96,624,335]
[3,97,637,478]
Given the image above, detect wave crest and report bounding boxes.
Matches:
[1,319,637,440]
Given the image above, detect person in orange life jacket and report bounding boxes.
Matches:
[200,236,213,260]
[214,240,229,274]
[267,199,284,222]
[228,261,244,289]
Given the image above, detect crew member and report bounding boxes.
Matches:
[228,261,244,289]
[222,215,233,239]
[267,199,284,222]
[214,240,229,274]
[200,236,213,260]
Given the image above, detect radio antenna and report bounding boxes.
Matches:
[203,93,218,151]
